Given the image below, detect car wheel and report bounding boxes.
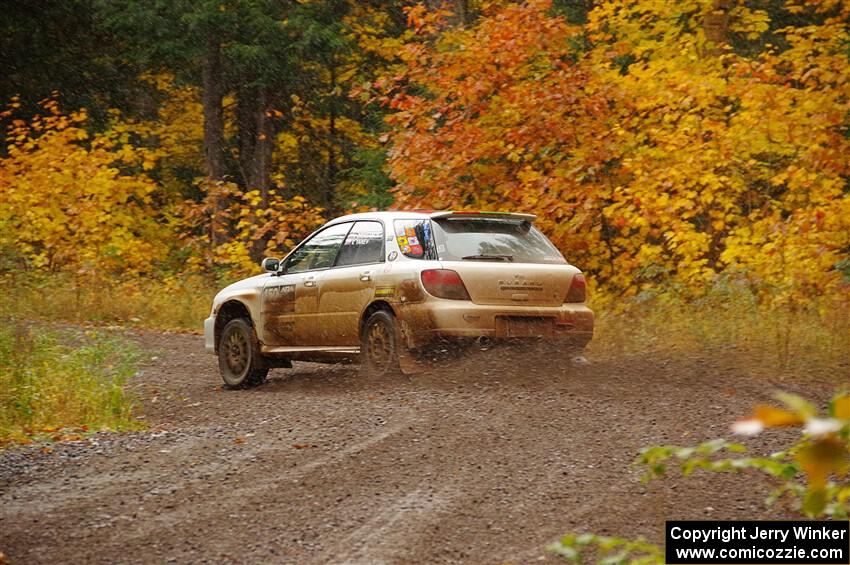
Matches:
[360,310,401,378]
[218,318,268,389]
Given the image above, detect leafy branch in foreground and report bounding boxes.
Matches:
[549,391,850,564]
[548,533,663,565]
[640,391,850,518]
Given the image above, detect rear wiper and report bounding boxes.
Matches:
[461,254,514,262]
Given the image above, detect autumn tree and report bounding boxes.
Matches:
[381,0,617,268]
[382,0,850,308]
[585,0,850,303]
[0,100,166,275]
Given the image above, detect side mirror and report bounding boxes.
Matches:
[261,257,280,273]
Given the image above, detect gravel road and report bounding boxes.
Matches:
[0,330,830,564]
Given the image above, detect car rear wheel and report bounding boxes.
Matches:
[218,318,268,389]
[360,310,401,378]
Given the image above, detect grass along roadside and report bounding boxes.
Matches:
[0,320,146,445]
[591,296,850,382]
[1,273,216,332]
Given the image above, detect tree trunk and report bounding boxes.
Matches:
[236,89,257,189]
[201,36,226,248]
[236,87,274,204]
[236,87,276,262]
[249,88,273,204]
[326,65,338,213]
[458,0,470,25]
[702,0,732,56]
[202,37,225,180]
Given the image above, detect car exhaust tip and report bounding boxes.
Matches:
[476,336,492,351]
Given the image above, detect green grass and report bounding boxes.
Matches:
[0,320,146,444]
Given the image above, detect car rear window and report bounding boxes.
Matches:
[431,217,566,264]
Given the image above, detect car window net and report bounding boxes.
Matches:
[335,221,384,267]
[286,223,352,273]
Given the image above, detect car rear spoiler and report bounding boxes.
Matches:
[429,211,537,222]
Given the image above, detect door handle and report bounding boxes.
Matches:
[303,277,317,287]
[359,271,372,282]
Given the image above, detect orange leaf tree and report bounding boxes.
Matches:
[382,0,618,272]
[382,0,850,308]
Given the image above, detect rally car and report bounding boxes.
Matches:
[204,210,594,387]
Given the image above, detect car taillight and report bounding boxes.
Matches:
[564,273,587,303]
[421,269,471,300]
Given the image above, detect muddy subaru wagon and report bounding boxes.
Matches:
[204,210,594,387]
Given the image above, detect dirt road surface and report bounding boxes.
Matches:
[0,330,831,564]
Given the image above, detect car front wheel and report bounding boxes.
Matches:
[360,310,401,378]
[218,318,268,388]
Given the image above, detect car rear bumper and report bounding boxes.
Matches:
[204,315,216,354]
[397,300,594,350]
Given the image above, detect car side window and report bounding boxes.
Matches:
[285,222,353,274]
[393,219,437,260]
[334,221,385,268]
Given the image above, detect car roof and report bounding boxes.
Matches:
[326,210,537,225]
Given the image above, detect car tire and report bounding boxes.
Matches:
[360,310,401,378]
[218,318,269,389]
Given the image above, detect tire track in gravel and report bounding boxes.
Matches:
[107,413,421,549]
[319,486,459,565]
[303,375,543,564]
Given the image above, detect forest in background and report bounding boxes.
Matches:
[1,0,849,364]
[1,0,849,532]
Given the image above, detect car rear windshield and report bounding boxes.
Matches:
[431,217,566,264]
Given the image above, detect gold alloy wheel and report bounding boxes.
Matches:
[218,318,269,388]
[365,319,393,371]
[225,329,249,376]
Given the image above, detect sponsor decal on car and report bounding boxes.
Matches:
[375,286,395,298]
[263,284,296,312]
